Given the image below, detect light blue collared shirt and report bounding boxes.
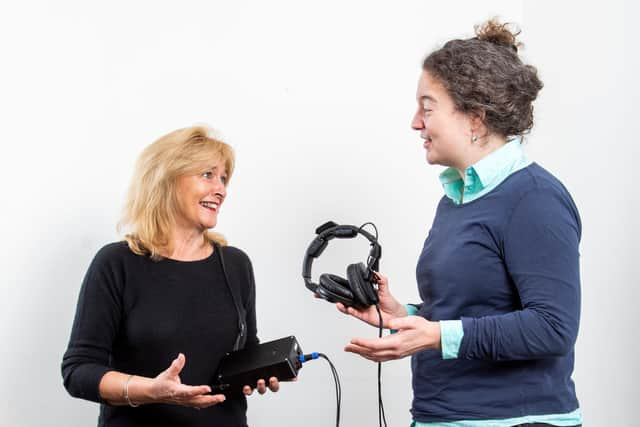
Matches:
[438,137,531,206]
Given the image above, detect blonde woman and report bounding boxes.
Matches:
[62,126,278,427]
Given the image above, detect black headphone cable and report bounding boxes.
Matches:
[359,222,388,427]
[375,303,388,427]
[299,352,341,427]
[302,221,389,426]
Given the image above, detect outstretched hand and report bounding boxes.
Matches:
[344,315,441,362]
[150,353,225,409]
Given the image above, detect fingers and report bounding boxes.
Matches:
[155,383,221,407]
[336,303,361,318]
[336,302,353,314]
[189,393,226,409]
[373,271,389,287]
[336,302,359,319]
[387,315,421,331]
[339,304,365,320]
[344,317,438,361]
[349,335,397,351]
[166,353,186,377]
[243,377,280,396]
[344,338,401,362]
[180,384,212,397]
[268,377,280,392]
[345,333,403,354]
[166,383,212,400]
[345,341,383,360]
[344,342,379,361]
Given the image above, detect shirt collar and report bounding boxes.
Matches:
[439,137,526,204]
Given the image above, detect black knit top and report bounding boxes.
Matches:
[62,241,258,427]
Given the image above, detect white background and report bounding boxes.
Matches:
[0,0,638,426]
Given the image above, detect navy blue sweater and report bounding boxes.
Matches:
[412,163,581,422]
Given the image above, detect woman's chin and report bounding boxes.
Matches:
[199,218,218,231]
[425,152,438,165]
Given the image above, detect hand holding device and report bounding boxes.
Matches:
[211,336,302,396]
[242,377,280,396]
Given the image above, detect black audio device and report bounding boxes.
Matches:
[211,335,303,396]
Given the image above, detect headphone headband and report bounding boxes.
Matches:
[302,222,381,293]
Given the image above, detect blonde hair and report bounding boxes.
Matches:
[118,126,235,259]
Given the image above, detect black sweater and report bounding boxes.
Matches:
[61,242,258,427]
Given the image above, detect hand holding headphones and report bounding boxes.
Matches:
[302,221,381,309]
[335,271,407,329]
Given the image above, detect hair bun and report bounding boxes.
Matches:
[475,19,521,52]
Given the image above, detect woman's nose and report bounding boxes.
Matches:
[211,177,226,197]
[411,110,424,130]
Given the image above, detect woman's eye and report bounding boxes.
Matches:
[202,171,227,185]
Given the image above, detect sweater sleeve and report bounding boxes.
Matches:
[61,245,124,402]
[458,188,581,360]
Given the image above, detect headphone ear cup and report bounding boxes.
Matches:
[346,263,377,308]
[318,273,355,306]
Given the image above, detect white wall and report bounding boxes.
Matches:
[0,0,637,425]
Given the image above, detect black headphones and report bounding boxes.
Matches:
[302,221,382,309]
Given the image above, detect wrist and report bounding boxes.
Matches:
[387,303,409,333]
[126,376,154,405]
[430,321,442,351]
[395,302,408,317]
[124,375,139,407]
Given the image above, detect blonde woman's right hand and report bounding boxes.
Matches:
[148,353,225,409]
[336,272,407,328]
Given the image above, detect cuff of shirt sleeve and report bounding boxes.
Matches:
[390,304,420,334]
[405,304,419,316]
[440,320,464,359]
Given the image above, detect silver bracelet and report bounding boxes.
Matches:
[124,374,140,407]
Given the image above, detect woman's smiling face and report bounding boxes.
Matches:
[174,160,228,233]
[411,71,475,171]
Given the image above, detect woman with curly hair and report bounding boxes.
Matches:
[338,20,582,427]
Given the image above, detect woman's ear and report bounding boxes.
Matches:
[469,110,488,141]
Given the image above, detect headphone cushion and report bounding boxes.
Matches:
[347,263,375,307]
[318,273,354,300]
[316,284,354,306]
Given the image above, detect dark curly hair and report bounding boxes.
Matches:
[422,19,543,138]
